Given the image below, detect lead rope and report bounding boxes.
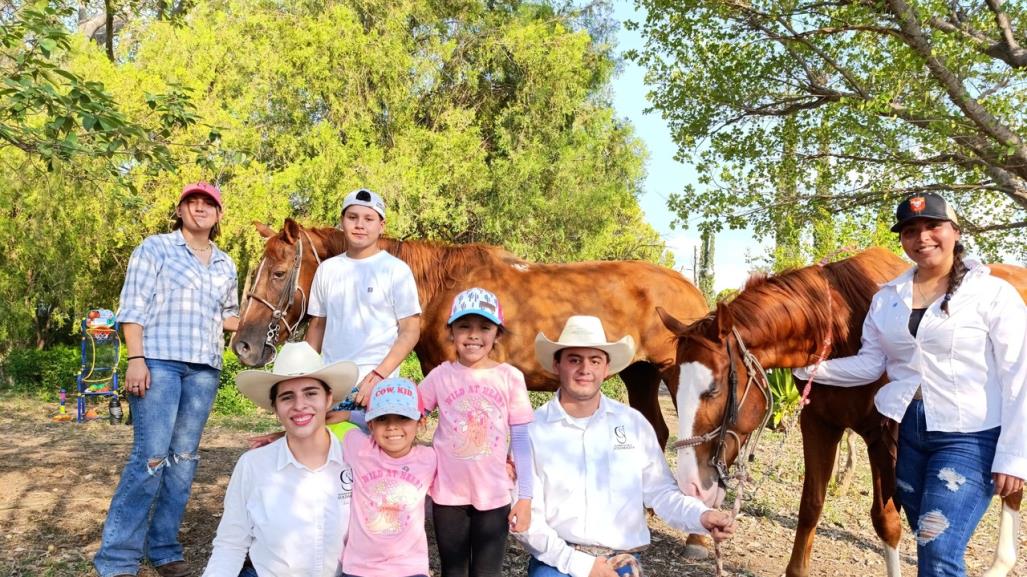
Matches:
[714,474,746,577]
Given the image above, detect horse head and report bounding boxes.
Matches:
[658,301,775,508]
[232,218,335,367]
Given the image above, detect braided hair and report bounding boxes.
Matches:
[940,241,967,315]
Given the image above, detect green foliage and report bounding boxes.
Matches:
[0,0,667,350]
[634,0,1027,261]
[1,345,80,397]
[400,352,425,382]
[767,368,800,430]
[212,381,259,416]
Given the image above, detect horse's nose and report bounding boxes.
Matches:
[233,338,251,358]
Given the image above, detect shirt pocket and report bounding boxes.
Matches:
[159,258,201,292]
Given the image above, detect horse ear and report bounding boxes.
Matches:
[715,301,735,340]
[657,307,690,335]
[253,221,276,239]
[282,218,299,244]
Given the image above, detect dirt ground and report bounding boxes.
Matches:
[1,391,1023,577]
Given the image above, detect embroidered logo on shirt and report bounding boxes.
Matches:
[367,286,374,293]
[613,426,634,450]
[340,467,354,494]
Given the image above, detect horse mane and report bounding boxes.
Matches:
[382,238,525,302]
[714,248,904,360]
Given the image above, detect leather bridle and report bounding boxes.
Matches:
[672,327,774,489]
[241,228,322,362]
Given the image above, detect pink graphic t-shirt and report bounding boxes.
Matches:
[341,432,437,577]
[419,361,534,509]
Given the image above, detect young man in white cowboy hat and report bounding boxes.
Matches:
[203,342,359,577]
[515,316,735,577]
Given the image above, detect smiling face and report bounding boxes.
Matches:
[272,377,332,440]
[553,347,610,406]
[176,193,222,237]
[898,218,960,274]
[341,204,384,257]
[368,414,419,458]
[449,314,500,368]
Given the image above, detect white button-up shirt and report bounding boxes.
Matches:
[515,394,709,577]
[202,435,352,577]
[794,261,1027,478]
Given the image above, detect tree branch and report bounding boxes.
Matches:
[886,0,1027,173]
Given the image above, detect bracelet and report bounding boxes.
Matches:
[126,355,145,361]
[371,369,385,380]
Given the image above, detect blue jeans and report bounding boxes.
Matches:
[94,359,220,577]
[894,399,999,577]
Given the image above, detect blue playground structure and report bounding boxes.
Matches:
[73,309,122,422]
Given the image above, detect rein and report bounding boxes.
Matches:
[242,228,322,361]
[672,327,774,487]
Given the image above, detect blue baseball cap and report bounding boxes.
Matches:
[447,287,504,327]
[365,378,422,421]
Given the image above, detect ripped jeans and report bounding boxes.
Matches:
[94,359,219,577]
[895,399,999,577]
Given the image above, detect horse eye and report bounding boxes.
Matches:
[271,271,286,280]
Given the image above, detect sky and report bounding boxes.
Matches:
[609,2,768,292]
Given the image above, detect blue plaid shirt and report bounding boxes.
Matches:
[117,230,239,370]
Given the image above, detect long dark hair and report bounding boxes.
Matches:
[940,241,967,315]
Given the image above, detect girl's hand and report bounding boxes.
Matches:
[125,358,150,398]
[993,473,1024,498]
[700,510,736,542]
[326,410,351,425]
[509,498,531,533]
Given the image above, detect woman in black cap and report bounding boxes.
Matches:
[794,192,1027,577]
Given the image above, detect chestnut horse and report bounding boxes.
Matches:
[231,218,708,447]
[658,248,1026,577]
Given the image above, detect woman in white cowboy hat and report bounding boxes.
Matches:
[516,315,734,577]
[202,342,359,577]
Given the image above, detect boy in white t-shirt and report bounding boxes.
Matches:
[306,188,421,408]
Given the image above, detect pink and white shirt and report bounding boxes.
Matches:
[419,361,534,509]
[341,432,437,577]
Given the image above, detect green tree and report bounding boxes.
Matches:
[0,0,668,350]
[633,0,1027,260]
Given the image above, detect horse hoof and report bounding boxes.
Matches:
[683,544,710,560]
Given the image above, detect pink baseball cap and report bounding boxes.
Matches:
[179,182,223,210]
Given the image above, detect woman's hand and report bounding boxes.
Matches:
[993,473,1024,498]
[248,430,285,449]
[125,358,150,398]
[700,509,736,542]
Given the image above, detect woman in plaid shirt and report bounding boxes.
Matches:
[94,182,240,577]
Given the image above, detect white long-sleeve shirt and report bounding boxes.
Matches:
[514,394,709,577]
[202,435,352,577]
[794,261,1027,478]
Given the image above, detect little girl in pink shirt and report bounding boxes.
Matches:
[419,288,535,577]
[341,377,437,577]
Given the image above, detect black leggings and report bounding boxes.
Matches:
[433,503,511,577]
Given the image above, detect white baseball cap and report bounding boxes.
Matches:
[342,188,386,218]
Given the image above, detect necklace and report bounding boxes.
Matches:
[187,242,212,253]
[913,270,941,305]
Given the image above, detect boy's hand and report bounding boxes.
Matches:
[247,430,285,449]
[509,498,531,533]
[700,510,736,542]
[353,371,384,407]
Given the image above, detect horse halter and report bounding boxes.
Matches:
[242,228,322,360]
[672,327,774,489]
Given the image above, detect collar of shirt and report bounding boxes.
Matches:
[275,432,345,472]
[171,228,228,265]
[541,391,615,426]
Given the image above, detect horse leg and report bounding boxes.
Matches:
[862,421,903,577]
[983,490,1022,577]
[620,362,669,449]
[832,429,857,497]
[785,413,844,577]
